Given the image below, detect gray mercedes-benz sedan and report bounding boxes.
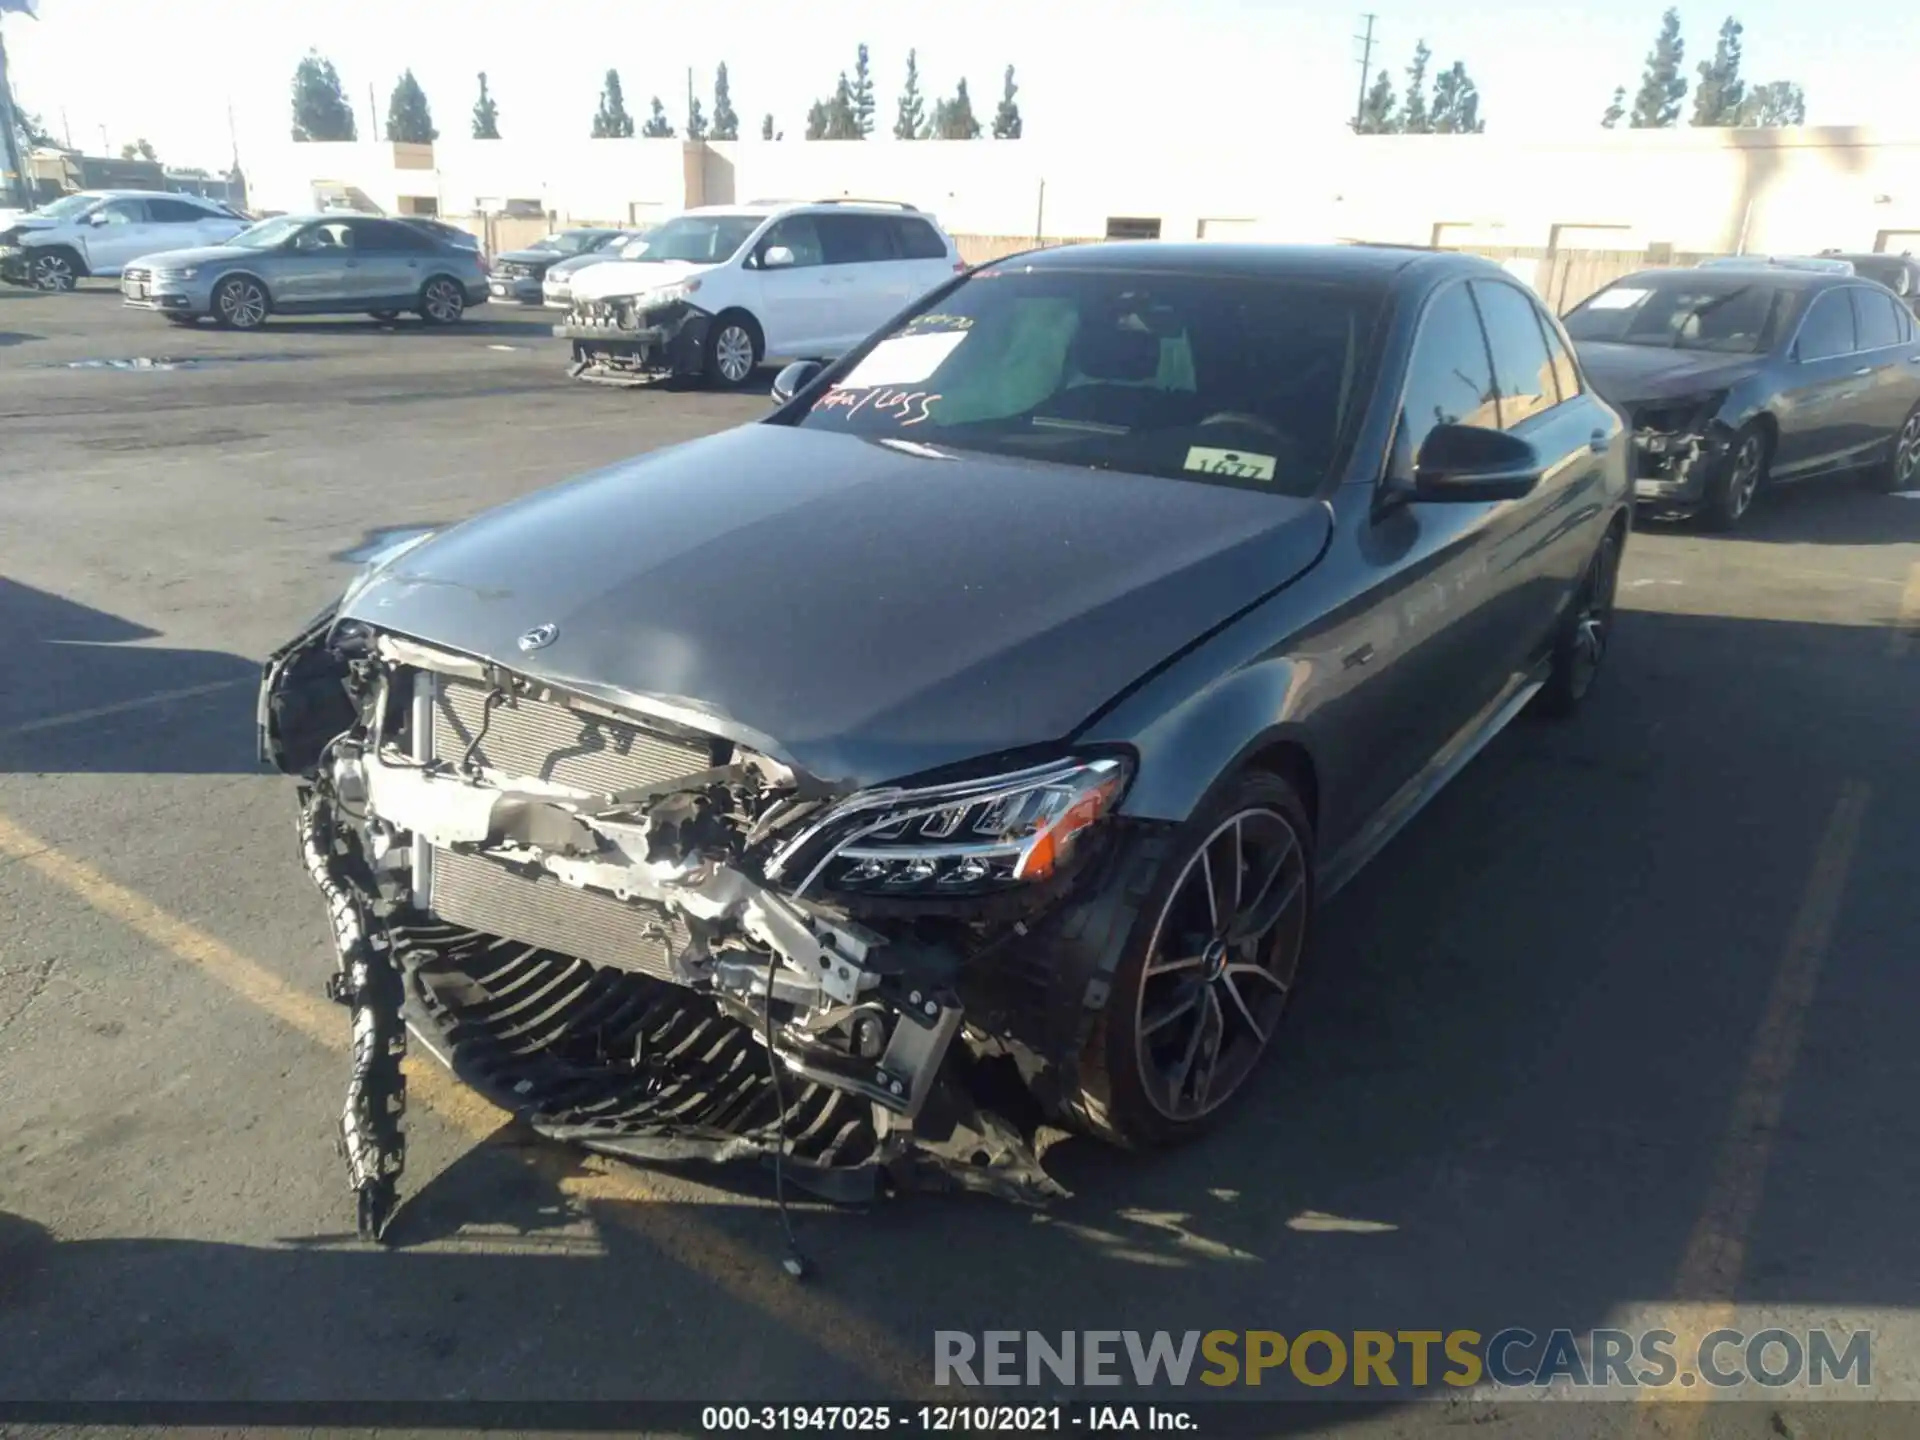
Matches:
[260,242,1630,1237]
[122,212,490,328]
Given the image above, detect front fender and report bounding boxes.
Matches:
[1083,651,1314,823]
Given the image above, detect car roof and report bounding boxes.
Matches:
[1615,265,1854,293]
[81,189,220,202]
[679,200,935,221]
[993,240,1504,286]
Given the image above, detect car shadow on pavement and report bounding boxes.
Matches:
[4,607,1914,1418]
[0,577,261,775]
[1639,479,1920,545]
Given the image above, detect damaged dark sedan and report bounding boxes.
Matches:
[262,243,1632,1238]
[1563,263,1920,529]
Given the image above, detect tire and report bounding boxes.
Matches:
[417,277,465,325]
[212,275,269,330]
[27,249,81,292]
[704,312,760,388]
[1057,770,1314,1150]
[1700,422,1768,531]
[1532,524,1622,719]
[1871,404,1920,494]
[368,310,400,322]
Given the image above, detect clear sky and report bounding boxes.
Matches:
[2,0,1911,171]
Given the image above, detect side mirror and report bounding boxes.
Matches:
[771,359,824,405]
[1411,423,1543,502]
[761,245,796,270]
[87,211,110,226]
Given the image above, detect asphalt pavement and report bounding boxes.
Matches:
[2,285,1918,1438]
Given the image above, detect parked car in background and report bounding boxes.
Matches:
[556,199,965,387]
[398,217,484,254]
[262,242,1629,1232]
[120,213,490,329]
[1818,251,1920,316]
[0,190,250,291]
[487,227,626,304]
[1563,263,1920,528]
[543,228,655,309]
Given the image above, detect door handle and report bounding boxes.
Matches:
[1588,429,1608,454]
[1853,366,1873,376]
[1906,355,1920,364]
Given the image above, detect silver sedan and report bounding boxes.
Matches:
[121,213,491,329]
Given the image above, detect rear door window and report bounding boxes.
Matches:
[1850,287,1904,350]
[148,198,209,225]
[817,213,900,266]
[890,216,950,260]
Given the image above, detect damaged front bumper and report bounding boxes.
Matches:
[553,297,709,385]
[260,615,1129,1235]
[1628,401,1736,508]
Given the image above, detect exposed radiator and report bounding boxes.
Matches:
[424,845,690,981]
[425,673,715,797]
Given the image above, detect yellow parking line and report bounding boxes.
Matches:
[1891,563,1920,658]
[1636,781,1869,1428]
[0,808,933,1398]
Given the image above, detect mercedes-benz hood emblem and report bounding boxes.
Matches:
[517,623,559,652]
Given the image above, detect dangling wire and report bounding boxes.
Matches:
[763,947,810,1280]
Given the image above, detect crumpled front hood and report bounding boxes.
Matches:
[342,425,1333,790]
[571,257,709,302]
[545,250,619,280]
[1574,342,1764,408]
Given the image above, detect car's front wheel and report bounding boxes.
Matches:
[1058,770,1314,1150]
[418,278,465,325]
[1701,422,1768,530]
[28,249,80,292]
[704,312,761,388]
[212,275,269,330]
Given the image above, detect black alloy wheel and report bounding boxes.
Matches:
[1534,526,1622,717]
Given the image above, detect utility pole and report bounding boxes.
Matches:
[1352,13,1378,131]
[0,21,28,209]
[368,83,378,141]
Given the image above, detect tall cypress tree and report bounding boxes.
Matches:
[1690,17,1746,126]
[1401,42,1432,134]
[895,50,926,139]
[1629,8,1688,128]
[386,70,438,144]
[1354,70,1397,133]
[991,65,1022,138]
[851,44,876,137]
[711,63,740,140]
[592,69,635,137]
[471,72,501,139]
[291,51,357,142]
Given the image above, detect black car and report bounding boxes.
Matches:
[487,227,626,303]
[1820,251,1920,315]
[1563,265,1920,528]
[260,242,1631,1236]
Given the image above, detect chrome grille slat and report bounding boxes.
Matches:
[425,846,691,982]
[427,674,712,797]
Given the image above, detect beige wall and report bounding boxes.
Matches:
[244,126,1920,266]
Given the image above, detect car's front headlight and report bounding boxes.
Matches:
[643,278,701,306]
[154,267,199,281]
[776,755,1134,898]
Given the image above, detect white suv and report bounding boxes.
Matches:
[0,190,251,292]
[555,199,965,387]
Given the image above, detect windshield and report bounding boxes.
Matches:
[530,230,608,256]
[1562,276,1794,355]
[32,194,100,222]
[634,214,763,264]
[785,267,1384,497]
[228,216,308,249]
[615,235,653,259]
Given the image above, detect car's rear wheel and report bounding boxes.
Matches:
[1701,422,1768,530]
[1532,524,1622,719]
[704,312,760,388]
[1059,771,1314,1150]
[28,250,80,292]
[418,278,465,325]
[1871,404,1920,493]
[212,275,269,330]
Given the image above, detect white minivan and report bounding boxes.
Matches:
[556,199,966,387]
